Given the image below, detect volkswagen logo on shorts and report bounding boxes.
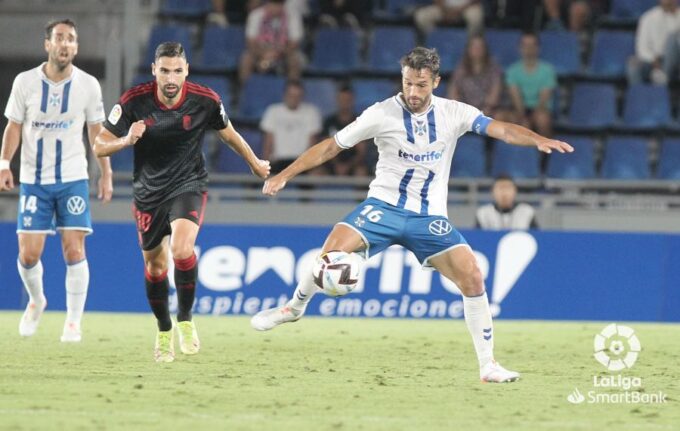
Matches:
[67,196,87,215]
[428,219,452,236]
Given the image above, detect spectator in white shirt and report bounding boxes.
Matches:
[476,175,538,230]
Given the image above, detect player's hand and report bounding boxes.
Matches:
[98,174,113,204]
[0,168,14,191]
[262,174,287,196]
[126,120,146,146]
[251,159,271,179]
[536,138,574,154]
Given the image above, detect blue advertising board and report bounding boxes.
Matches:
[0,222,678,322]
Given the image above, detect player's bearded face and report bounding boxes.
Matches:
[401,67,440,113]
[45,24,78,70]
[153,56,189,101]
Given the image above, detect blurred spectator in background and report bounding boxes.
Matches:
[628,0,680,85]
[208,0,261,26]
[322,86,368,176]
[506,33,556,138]
[486,0,595,33]
[414,0,484,35]
[239,0,304,84]
[476,175,538,230]
[260,80,322,173]
[448,35,513,121]
[318,0,367,28]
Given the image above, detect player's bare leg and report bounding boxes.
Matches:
[60,230,89,342]
[143,238,175,362]
[251,224,365,331]
[17,233,47,337]
[170,218,200,355]
[429,246,520,383]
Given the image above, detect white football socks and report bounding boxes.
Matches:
[17,259,46,305]
[288,269,320,311]
[463,291,495,368]
[65,259,89,324]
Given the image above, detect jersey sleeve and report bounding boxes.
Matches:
[334,103,384,149]
[4,74,26,123]
[85,77,106,124]
[209,99,229,130]
[450,100,483,136]
[103,98,133,138]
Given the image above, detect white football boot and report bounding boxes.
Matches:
[19,299,47,337]
[480,360,520,383]
[250,302,305,331]
[60,321,82,343]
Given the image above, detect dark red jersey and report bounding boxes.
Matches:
[104,80,228,209]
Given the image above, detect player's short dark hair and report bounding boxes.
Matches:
[400,47,440,79]
[154,42,186,61]
[45,19,77,40]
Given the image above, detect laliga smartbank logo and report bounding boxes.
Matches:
[567,324,667,405]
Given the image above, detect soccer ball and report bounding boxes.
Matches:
[312,251,361,297]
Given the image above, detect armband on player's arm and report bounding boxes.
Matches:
[0,159,9,171]
[471,114,493,136]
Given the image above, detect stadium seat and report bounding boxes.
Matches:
[303,78,337,119]
[160,0,212,17]
[144,24,192,66]
[546,135,596,179]
[539,31,581,76]
[308,28,360,74]
[130,74,153,87]
[237,74,286,122]
[189,75,231,108]
[451,133,486,178]
[561,83,617,130]
[372,0,429,22]
[607,0,657,21]
[485,29,521,68]
[198,25,245,71]
[365,26,417,73]
[601,136,650,180]
[491,139,540,179]
[620,84,671,130]
[657,138,680,180]
[109,148,134,172]
[588,31,635,78]
[425,28,467,74]
[351,78,397,113]
[216,128,263,173]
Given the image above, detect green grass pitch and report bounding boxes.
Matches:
[0,312,678,431]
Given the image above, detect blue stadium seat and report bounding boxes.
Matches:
[351,78,396,113]
[303,78,337,118]
[588,31,635,78]
[160,0,212,17]
[539,31,581,76]
[657,138,680,180]
[216,128,263,173]
[189,75,231,109]
[546,136,596,179]
[130,74,153,87]
[372,0,429,21]
[237,74,286,122]
[562,83,617,130]
[144,24,192,66]
[308,28,360,74]
[491,139,540,179]
[601,136,650,180]
[485,29,521,68]
[366,27,417,73]
[198,25,245,71]
[608,0,657,20]
[110,148,134,172]
[451,133,486,178]
[620,84,671,129]
[425,28,467,74]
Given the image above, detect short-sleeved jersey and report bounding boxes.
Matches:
[335,94,481,218]
[103,80,228,210]
[4,64,105,185]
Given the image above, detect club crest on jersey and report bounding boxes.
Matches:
[108,104,122,125]
[49,93,61,107]
[183,115,192,130]
[415,120,426,136]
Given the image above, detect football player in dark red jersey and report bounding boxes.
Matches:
[94,42,270,362]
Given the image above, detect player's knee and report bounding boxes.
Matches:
[145,260,167,277]
[62,244,85,263]
[170,242,194,260]
[18,250,41,267]
[459,261,484,296]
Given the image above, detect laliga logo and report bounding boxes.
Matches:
[593,323,641,371]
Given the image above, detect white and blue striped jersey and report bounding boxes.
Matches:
[4,64,105,185]
[335,94,482,217]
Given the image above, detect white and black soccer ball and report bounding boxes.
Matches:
[312,251,361,297]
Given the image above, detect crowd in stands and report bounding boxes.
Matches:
[116,0,680,182]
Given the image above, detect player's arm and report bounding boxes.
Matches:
[217,121,270,179]
[93,120,146,157]
[87,122,113,203]
[263,137,342,196]
[484,117,573,154]
[0,120,22,190]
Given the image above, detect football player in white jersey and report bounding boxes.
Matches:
[0,19,112,342]
[251,47,573,383]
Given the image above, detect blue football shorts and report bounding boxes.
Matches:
[17,179,92,235]
[338,197,468,267]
